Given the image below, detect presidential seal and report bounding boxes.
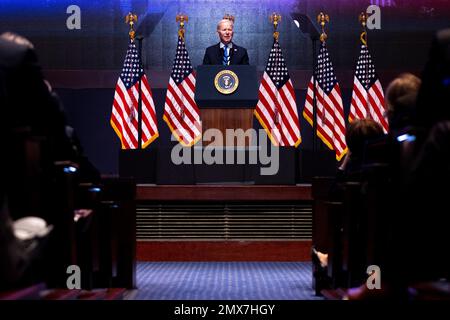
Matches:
[214,70,239,94]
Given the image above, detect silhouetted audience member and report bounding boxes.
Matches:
[337,119,385,180]
[331,81,420,299]
[1,32,99,220]
[0,32,65,289]
[402,28,450,284]
[313,119,385,291]
[386,73,422,170]
[1,32,66,221]
[345,29,450,300]
[385,73,421,134]
[0,32,69,149]
[1,32,99,290]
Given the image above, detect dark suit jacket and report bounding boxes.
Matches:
[202,43,249,65]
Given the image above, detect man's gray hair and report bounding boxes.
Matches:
[217,19,234,30]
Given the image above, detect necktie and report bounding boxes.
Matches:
[223,44,229,66]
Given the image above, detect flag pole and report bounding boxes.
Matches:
[313,12,329,172]
[270,13,282,126]
[312,36,318,164]
[359,12,368,47]
[311,15,322,177]
[137,35,143,149]
[126,12,143,149]
[359,12,371,120]
[176,14,188,120]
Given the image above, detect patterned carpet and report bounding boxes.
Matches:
[134,261,323,300]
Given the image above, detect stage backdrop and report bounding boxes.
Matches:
[1,0,449,175]
[1,0,449,71]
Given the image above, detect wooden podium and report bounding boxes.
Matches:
[201,109,253,146]
[195,65,258,146]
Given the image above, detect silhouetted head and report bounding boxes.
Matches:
[386,73,421,131]
[0,32,34,49]
[346,119,385,158]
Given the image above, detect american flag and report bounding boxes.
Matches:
[303,43,347,161]
[111,39,158,149]
[349,44,389,132]
[254,40,301,147]
[163,36,201,146]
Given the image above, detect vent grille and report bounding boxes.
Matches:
[136,202,312,240]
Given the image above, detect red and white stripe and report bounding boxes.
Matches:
[303,78,347,160]
[349,77,389,133]
[111,75,158,149]
[254,72,301,147]
[163,73,202,146]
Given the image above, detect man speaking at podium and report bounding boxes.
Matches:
[202,17,249,65]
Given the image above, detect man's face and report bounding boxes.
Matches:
[217,21,233,44]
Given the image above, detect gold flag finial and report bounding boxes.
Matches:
[176,14,189,39]
[359,12,368,28]
[359,12,368,46]
[223,14,235,23]
[270,13,281,41]
[317,12,330,43]
[125,12,138,41]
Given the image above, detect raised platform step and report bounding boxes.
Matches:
[136,184,312,201]
[135,185,313,260]
[137,240,312,261]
